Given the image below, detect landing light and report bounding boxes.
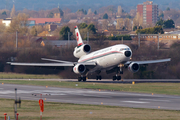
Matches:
[119,64,124,67]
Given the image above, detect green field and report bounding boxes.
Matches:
[0,72,59,79]
[0,98,180,120]
[1,80,180,95]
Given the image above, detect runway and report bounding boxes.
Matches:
[0,84,180,110]
[1,79,180,83]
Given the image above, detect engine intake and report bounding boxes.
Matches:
[128,62,140,73]
[73,44,91,58]
[73,64,86,74]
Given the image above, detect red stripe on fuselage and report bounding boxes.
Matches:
[79,51,123,62]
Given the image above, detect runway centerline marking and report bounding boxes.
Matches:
[139,99,170,102]
[122,101,149,104]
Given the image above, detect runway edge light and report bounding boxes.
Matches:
[132,81,135,84]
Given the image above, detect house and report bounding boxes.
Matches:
[2,18,12,27]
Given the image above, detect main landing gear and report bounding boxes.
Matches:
[113,75,121,81]
[96,75,102,80]
[78,76,86,82]
[112,66,123,81]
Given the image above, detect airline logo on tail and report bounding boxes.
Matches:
[76,32,79,42]
[75,26,83,47]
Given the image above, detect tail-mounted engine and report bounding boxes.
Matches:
[73,64,86,74]
[128,62,140,73]
[73,44,91,58]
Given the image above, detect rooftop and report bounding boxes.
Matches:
[28,18,62,24]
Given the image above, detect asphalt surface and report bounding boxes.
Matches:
[0,83,180,110]
[1,79,180,83]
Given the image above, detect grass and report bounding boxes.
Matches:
[0,98,180,120]
[1,80,180,95]
[0,72,59,79]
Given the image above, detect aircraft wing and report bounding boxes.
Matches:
[41,58,73,63]
[7,61,96,67]
[125,58,171,65]
[7,62,74,66]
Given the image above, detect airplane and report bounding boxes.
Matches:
[7,26,171,81]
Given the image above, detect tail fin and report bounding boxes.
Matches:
[75,26,83,47]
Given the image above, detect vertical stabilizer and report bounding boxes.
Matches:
[75,26,84,47]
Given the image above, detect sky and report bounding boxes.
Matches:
[1,0,179,12]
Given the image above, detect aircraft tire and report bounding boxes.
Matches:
[99,76,102,80]
[117,76,121,80]
[78,77,82,82]
[113,76,116,81]
[83,77,86,82]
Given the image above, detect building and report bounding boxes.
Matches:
[117,6,122,18]
[28,18,62,25]
[52,7,64,18]
[2,18,12,27]
[137,1,158,25]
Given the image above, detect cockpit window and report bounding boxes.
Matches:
[120,48,130,51]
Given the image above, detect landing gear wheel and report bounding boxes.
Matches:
[113,76,116,81]
[78,77,82,82]
[82,77,86,82]
[117,76,121,81]
[99,76,102,80]
[96,76,99,80]
[96,76,102,80]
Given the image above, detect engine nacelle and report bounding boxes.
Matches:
[73,44,91,58]
[128,62,140,73]
[73,64,86,74]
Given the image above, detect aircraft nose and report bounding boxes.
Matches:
[124,51,131,57]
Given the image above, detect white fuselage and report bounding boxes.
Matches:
[78,44,132,73]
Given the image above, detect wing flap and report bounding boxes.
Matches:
[41,58,73,63]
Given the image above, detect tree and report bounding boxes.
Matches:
[166,7,170,11]
[133,12,143,27]
[47,12,54,18]
[156,19,164,26]
[136,26,164,34]
[87,24,96,34]
[84,10,87,15]
[2,11,7,15]
[94,10,97,15]
[78,23,88,29]
[6,13,29,34]
[0,24,6,33]
[163,19,175,28]
[159,13,164,19]
[10,4,16,18]
[59,26,72,40]
[30,26,37,36]
[103,13,108,19]
[133,26,137,31]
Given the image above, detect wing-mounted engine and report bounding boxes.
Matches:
[128,62,140,73]
[73,64,86,74]
[73,44,91,58]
